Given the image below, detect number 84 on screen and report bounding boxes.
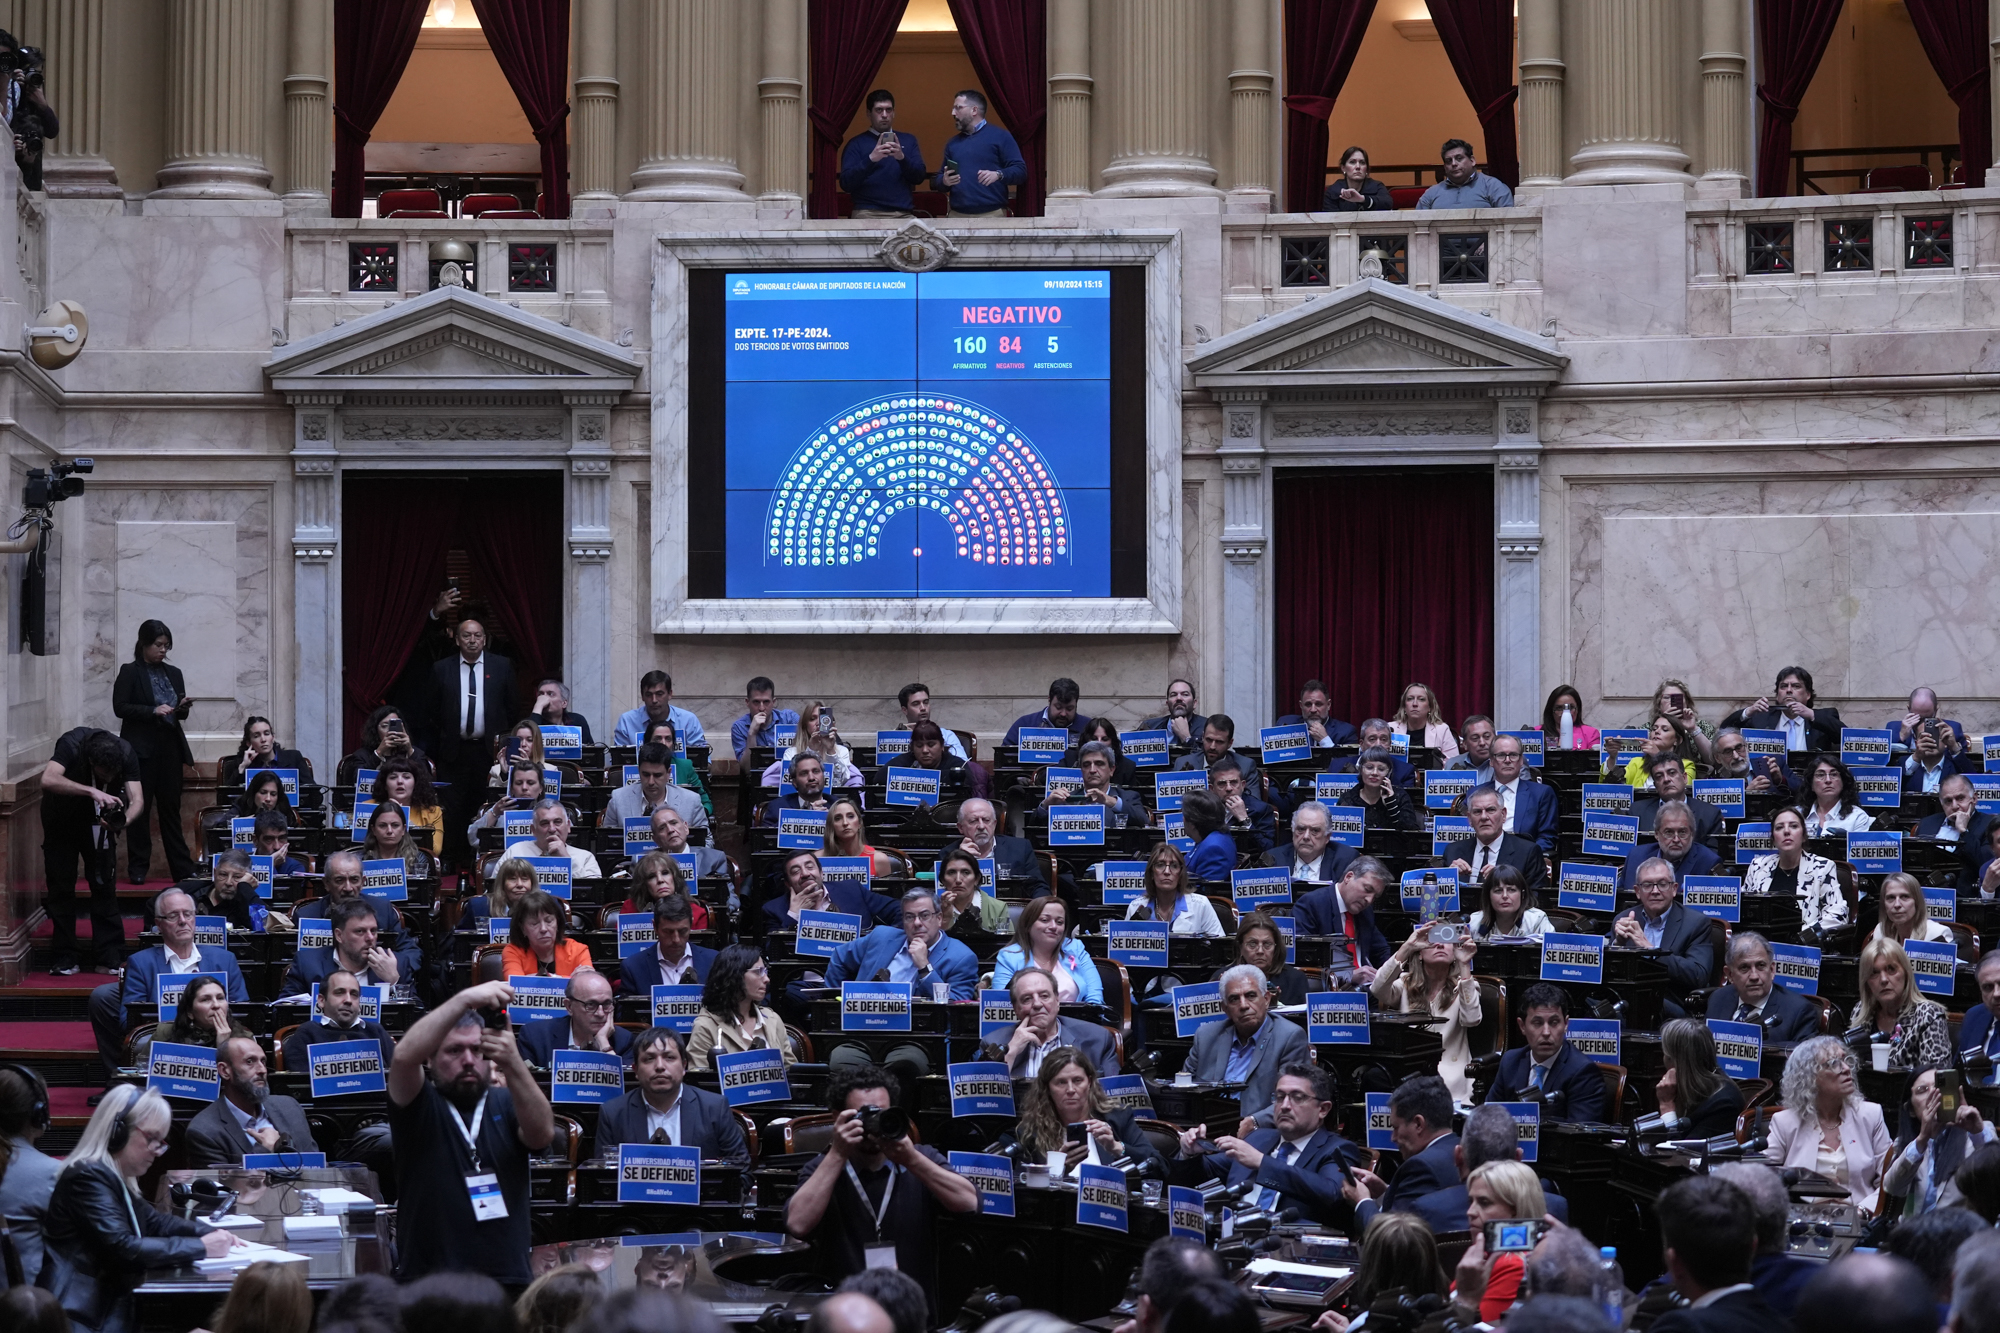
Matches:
[955,335,1060,354]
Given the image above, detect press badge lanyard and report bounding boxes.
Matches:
[454,1092,508,1221]
[845,1161,902,1270]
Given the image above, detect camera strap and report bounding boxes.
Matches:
[844,1160,900,1240]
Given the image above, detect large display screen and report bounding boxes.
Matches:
[719,269,1113,599]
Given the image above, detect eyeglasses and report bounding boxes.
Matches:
[134,1125,169,1149]
[1272,1090,1322,1105]
[902,910,939,924]
[158,910,195,923]
[571,998,615,1012]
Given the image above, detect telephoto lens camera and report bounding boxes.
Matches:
[857,1104,909,1141]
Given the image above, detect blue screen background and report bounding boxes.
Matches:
[724,269,1111,598]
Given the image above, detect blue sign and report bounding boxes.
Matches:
[1017,728,1070,763]
[949,1150,1017,1217]
[540,725,583,760]
[819,857,871,895]
[149,1041,220,1101]
[617,913,656,958]
[505,974,570,1025]
[1076,1162,1129,1231]
[1049,804,1106,846]
[245,1152,327,1170]
[1851,767,1901,809]
[1567,1018,1621,1067]
[192,915,228,948]
[155,972,225,1024]
[1581,784,1633,816]
[1365,1092,1395,1150]
[1108,918,1169,968]
[1708,1019,1763,1079]
[1501,731,1545,768]
[1769,942,1821,994]
[716,1047,792,1106]
[1307,991,1369,1044]
[1556,862,1617,914]
[551,1049,625,1104]
[1848,830,1903,874]
[1425,770,1475,809]
[841,981,913,1032]
[1968,774,2000,814]
[1735,822,1774,863]
[248,855,275,898]
[360,857,407,902]
[1317,772,1360,804]
[979,989,1016,1040]
[1840,728,1894,768]
[1044,767,1084,800]
[776,808,827,850]
[306,1038,389,1097]
[230,816,256,846]
[1271,914,1298,965]
[1260,725,1311,764]
[1499,1103,1541,1162]
[649,985,704,1034]
[1161,811,1191,852]
[1742,727,1789,758]
[1681,875,1742,923]
[1326,807,1366,849]
[948,1061,1016,1116]
[1399,868,1461,915]
[884,766,942,807]
[298,918,332,950]
[1430,815,1472,857]
[623,817,656,859]
[1988,736,2000,772]
[874,730,911,759]
[305,979,384,1021]
[1100,861,1147,906]
[502,808,536,840]
[1692,779,1746,818]
[1171,981,1226,1038]
[267,768,301,801]
[1905,938,1958,997]
[616,1143,701,1205]
[1152,771,1208,812]
[1540,933,1605,985]
[1582,812,1639,860]
[1230,866,1292,910]
[521,856,572,899]
[1099,1073,1154,1116]
[1123,730,1169,768]
[794,909,862,958]
[1925,886,1957,922]
[1168,1185,1206,1240]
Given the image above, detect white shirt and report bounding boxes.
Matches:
[656,947,697,986]
[644,1094,685,1145]
[1294,852,1325,882]
[1492,780,1518,832]
[1471,837,1504,874]
[165,945,202,973]
[458,653,486,739]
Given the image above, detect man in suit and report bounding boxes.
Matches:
[529,679,594,748]
[1712,728,1800,796]
[282,898,408,997]
[427,613,518,872]
[1137,678,1207,749]
[112,621,198,884]
[986,966,1117,1078]
[594,1026,749,1163]
[1613,857,1717,1015]
[648,805,731,885]
[1173,1063,1361,1230]
[1635,753,1725,848]
[823,890,981,1081]
[1721,664,1843,755]
[763,848,901,932]
[89,887,250,1077]
[1482,984,1610,1122]
[1446,786,1547,893]
[1001,677,1085,748]
[1954,950,2000,1083]
[185,1035,319,1166]
[760,752,834,827]
[1347,1074,1458,1225]
[281,967,397,1073]
[1711,1162,1817,1318]
[605,742,708,832]
[1948,1230,2000,1333]
[1648,1176,1788,1333]
[1619,803,1722,891]
[1276,679,1359,750]
[0,1065,62,1286]
[951,798,1046,892]
[1187,964,1310,1132]
[1044,741,1145,829]
[1917,775,1997,891]
[1900,716,1966,796]
[619,894,716,995]
[1796,1253,1934,1333]
[1210,756,1276,852]
[293,851,422,980]
[514,968,637,1067]
[1889,686,1966,758]
[1706,931,1824,1044]
[1409,1102,1570,1235]
[1488,735,1560,856]
[1448,715,1496,782]
[1293,856,1394,981]
[1325,718,1417,789]
[1169,715,1266,799]
[1263,800,1358,885]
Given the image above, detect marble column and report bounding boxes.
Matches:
[1492,397,1543,733]
[1226,0,1273,210]
[282,0,330,209]
[1097,0,1221,197]
[37,0,121,197]
[573,0,620,201]
[1990,0,2000,179]
[1216,394,1269,726]
[291,399,341,773]
[626,0,749,200]
[758,0,805,208]
[1046,0,1093,198]
[566,397,616,728]
[155,0,275,198]
[1696,0,1747,197]
[1517,0,1564,188]
[1564,0,1692,185]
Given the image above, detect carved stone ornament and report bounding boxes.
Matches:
[1272,410,1488,438]
[301,415,328,441]
[576,413,607,441]
[343,415,567,442]
[1227,411,1257,439]
[876,220,960,274]
[1504,406,1532,436]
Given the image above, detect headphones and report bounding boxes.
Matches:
[0,1062,47,1133]
[107,1103,131,1155]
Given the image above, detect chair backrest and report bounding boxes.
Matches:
[1433,1229,1476,1272]
[733,1108,761,1163]
[1469,975,1508,1057]
[785,1024,816,1063]
[1093,956,1134,1039]
[475,942,507,984]
[1132,1118,1183,1163]
[1207,895,1239,933]
[1703,916,1729,986]
[951,729,979,763]
[782,1112,840,1156]
[272,1023,301,1071]
[551,1114,585,1165]
[1835,862,1859,916]
[1946,921,1982,966]
[1388,184,1428,209]
[376,188,442,214]
[1862,164,1932,192]
[1805,992,1835,1034]
[460,192,524,216]
[1598,1062,1628,1123]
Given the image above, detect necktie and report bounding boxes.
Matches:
[1477,844,1492,875]
[1529,1064,1547,1091]
[463,662,477,738]
[1735,1003,1754,1023]
[1258,1142,1297,1210]
[651,1127,673,1145]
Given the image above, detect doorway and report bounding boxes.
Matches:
[339,471,565,752]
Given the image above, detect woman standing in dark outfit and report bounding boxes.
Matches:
[111,620,196,884]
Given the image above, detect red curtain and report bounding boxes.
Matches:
[1273,470,1493,729]
[1754,0,1847,197]
[341,487,462,747]
[470,0,574,218]
[459,477,562,694]
[1905,0,1990,188]
[332,0,430,218]
[807,0,909,219]
[946,0,1047,217]
[1425,0,1519,187]
[1282,0,1380,212]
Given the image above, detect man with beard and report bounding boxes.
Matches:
[387,979,553,1285]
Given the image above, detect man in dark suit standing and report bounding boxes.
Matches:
[427,610,517,872]
[1917,776,1997,891]
[1705,932,1824,1045]
[1954,950,2000,1083]
[185,1035,319,1166]
[1348,1074,1458,1225]
[1445,786,1547,893]
[595,1027,749,1163]
[513,969,637,1068]
[1720,664,1843,755]
[1172,1063,1361,1230]
[1292,857,1394,982]
[112,620,198,883]
[1648,1176,1791,1333]
[1612,857,1717,1014]
[986,967,1118,1077]
[1482,984,1610,1122]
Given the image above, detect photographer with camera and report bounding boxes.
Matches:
[42,726,144,977]
[386,978,552,1286]
[0,31,56,192]
[785,1063,977,1318]
[1371,918,1483,1101]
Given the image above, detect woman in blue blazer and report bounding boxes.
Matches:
[992,896,1103,1004]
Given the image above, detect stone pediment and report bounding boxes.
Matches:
[265,285,641,394]
[1188,278,1566,391]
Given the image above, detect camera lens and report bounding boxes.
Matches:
[858,1105,909,1140]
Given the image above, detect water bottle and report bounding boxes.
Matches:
[1595,1246,1625,1328]
[1560,703,1576,750]
[1420,871,1440,922]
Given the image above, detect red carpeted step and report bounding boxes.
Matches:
[0,1021,95,1054]
[48,1086,103,1123]
[9,971,118,992]
[28,916,143,941]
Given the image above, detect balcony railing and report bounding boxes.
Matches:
[1787,143,1962,197]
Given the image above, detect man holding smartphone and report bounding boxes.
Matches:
[839,90,926,218]
[936,89,1024,217]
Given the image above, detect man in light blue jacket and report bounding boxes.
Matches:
[1417,139,1514,209]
